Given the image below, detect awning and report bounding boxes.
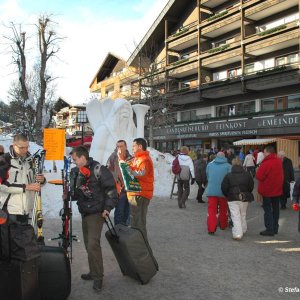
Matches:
[233,138,277,146]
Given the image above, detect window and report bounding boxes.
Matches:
[288,94,300,109]
[216,101,255,117]
[261,97,287,111]
[245,64,255,74]
[227,68,242,78]
[181,110,197,122]
[275,53,299,66]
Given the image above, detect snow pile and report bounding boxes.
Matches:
[148,147,176,198]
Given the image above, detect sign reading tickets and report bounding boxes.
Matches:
[119,162,141,192]
[43,128,66,160]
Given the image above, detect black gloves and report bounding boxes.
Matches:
[191,178,195,185]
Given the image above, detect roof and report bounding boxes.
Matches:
[233,138,277,146]
[127,0,190,66]
[89,52,126,88]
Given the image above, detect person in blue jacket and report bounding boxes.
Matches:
[206,152,231,234]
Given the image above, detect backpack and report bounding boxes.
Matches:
[172,156,181,175]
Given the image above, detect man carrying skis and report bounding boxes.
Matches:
[0,134,45,224]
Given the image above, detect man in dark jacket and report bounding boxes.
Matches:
[256,146,284,236]
[278,151,295,209]
[70,146,118,293]
[107,140,132,225]
[194,153,208,203]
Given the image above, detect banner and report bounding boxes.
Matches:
[119,162,141,192]
[43,128,66,160]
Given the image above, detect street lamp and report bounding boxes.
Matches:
[77,110,88,145]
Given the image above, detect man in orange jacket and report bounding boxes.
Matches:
[118,138,154,240]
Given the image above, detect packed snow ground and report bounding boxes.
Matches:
[0,134,184,218]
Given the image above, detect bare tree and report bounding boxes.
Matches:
[35,15,64,143]
[3,15,64,143]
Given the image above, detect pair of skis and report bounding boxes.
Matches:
[50,156,78,261]
[31,149,46,244]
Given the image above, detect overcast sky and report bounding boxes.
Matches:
[0,0,169,105]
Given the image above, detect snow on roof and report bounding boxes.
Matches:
[233,138,277,146]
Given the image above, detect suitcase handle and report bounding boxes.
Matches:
[104,215,119,238]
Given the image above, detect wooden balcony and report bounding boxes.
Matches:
[245,64,300,91]
[201,48,241,68]
[200,5,244,38]
[246,0,299,21]
[245,26,299,56]
[168,59,198,78]
[201,0,228,9]
[168,31,200,52]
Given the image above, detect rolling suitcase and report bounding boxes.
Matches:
[38,246,71,300]
[105,217,158,284]
[0,258,40,300]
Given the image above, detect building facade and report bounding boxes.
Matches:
[126,0,300,160]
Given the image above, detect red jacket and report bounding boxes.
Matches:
[256,153,283,197]
[127,151,154,200]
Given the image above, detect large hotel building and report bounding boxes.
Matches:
[90,0,300,166]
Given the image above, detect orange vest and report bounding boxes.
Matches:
[127,151,154,200]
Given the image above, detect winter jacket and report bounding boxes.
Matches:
[221,165,254,202]
[256,152,264,165]
[256,153,284,197]
[206,156,231,197]
[194,158,207,184]
[243,154,255,168]
[177,153,195,181]
[282,157,295,198]
[0,147,39,215]
[71,158,118,216]
[127,150,154,200]
[106,149,132,186]
[292,176,300,203]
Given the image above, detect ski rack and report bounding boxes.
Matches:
[49,155,79,261]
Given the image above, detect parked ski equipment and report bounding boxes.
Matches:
[50,156,78,261]
[31,149,46,244]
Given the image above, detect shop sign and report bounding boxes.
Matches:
[153,114,300,139]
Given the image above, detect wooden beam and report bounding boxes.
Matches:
[244,17,255,24]
[199,5,213,15]
[244,53,256,58]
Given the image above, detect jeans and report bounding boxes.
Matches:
[114,188,130,226]
[196,181,205,201]
[177,179,190,207]
[262,196,280,233]
[128,196,150,240]
[82,213,105,280]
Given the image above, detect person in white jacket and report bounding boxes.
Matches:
[177,146,195,208]
[243,150,256,178]
[0,134,45,224]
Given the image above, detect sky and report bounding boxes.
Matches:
[0,0,169,105]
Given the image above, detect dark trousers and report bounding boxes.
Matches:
[262,196,280,233]
[177,179,190,207]
[280,195,288,208]
[129,196,150,240]
[196,181,205,201]
[82,213,105,280]
[114,188,130,226]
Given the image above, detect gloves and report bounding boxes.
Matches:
[191,178,195,185]
[292,203,299,211]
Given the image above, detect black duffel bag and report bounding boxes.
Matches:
[0,195,40,261]
[0,221,41,261]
